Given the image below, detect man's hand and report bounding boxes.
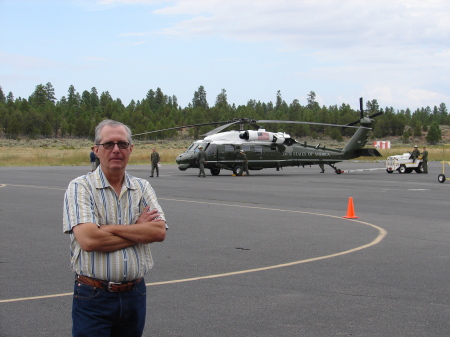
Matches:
[136,206,161,224]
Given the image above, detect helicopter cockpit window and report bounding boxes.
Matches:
[189,143,209,152]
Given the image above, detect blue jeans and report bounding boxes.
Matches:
[72,278,147,337]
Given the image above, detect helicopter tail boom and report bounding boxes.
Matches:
[355,148,382,157]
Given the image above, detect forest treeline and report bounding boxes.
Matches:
[0,83,447,144]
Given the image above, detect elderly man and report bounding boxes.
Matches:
[63,120,167,337]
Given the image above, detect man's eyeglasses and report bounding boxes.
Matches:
[96,141,130,150]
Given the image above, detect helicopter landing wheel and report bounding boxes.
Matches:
[438,174,446,183]
[210,167,221,176]
[233,166,242,176]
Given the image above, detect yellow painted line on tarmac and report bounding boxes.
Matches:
[0,293,73,303]
[0,183,65,191]
[0,198,387,303]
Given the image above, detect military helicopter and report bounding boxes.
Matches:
[134,98,383,175]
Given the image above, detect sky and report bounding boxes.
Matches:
[1,0,449,112]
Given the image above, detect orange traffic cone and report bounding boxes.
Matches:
[343,197,359,219]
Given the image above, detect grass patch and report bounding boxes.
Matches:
[0,139,192,166]
[1,138,449,166]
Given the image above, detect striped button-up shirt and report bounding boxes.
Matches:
[63,168,166,282]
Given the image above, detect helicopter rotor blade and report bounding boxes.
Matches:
[256,120,364,129]
[201,120,241,136]
[368,111,383,119]
[345,120,359,127]
[132,121,226,137]
[359,97,364,119]
[134,113,371,138]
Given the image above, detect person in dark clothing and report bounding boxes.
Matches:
[410,145,420,163]
[197,146,207,177]
[89,147,97,172]
[319,163,325,173]
[422,146,428,173]
[150,147,160,177]
[238,150,249,176]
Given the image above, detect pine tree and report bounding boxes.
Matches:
[0,86,6,103]
[192,85,208,109]
[426,122,441,145]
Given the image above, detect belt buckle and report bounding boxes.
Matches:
[107,281,122,292]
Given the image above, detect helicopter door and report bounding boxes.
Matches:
[205,144,217,161]
[218,144,238,165]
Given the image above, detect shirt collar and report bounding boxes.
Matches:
[93,167,136,190]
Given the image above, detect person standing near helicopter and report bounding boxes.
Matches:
[197,146,207,177]
[422,146,428,173]
[150,147,160,177]
[238,150,250,176]
[410,145,420,163]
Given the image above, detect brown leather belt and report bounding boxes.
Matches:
[76,274,142,293]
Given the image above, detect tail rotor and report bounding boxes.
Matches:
[345,97,383,127]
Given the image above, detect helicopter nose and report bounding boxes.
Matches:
[176,153,189,164]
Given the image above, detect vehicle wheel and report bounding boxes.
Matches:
[414,163,423,173]
[386,169,393,173]
[398,165,407,173]
[233,166,242,176]
[335,169,343,174]
[210,167,221,176]
[438,174,446,183]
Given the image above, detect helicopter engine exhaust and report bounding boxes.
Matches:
[239,130,286,144]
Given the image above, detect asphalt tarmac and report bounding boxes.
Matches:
[0,162,449,337]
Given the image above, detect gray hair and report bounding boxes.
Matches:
[95,120,133,145]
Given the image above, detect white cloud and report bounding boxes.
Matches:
[365,85,449,110]
[152,0,450,50]
[0,52,55,71]
[2,0,449,110]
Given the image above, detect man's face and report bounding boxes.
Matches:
[94,125,133,173]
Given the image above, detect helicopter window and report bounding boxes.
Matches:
[254,146,263,154]
[242,145,251,152]
[206,144,216,154]
[224,144,235,152]
[189,143,209,152]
